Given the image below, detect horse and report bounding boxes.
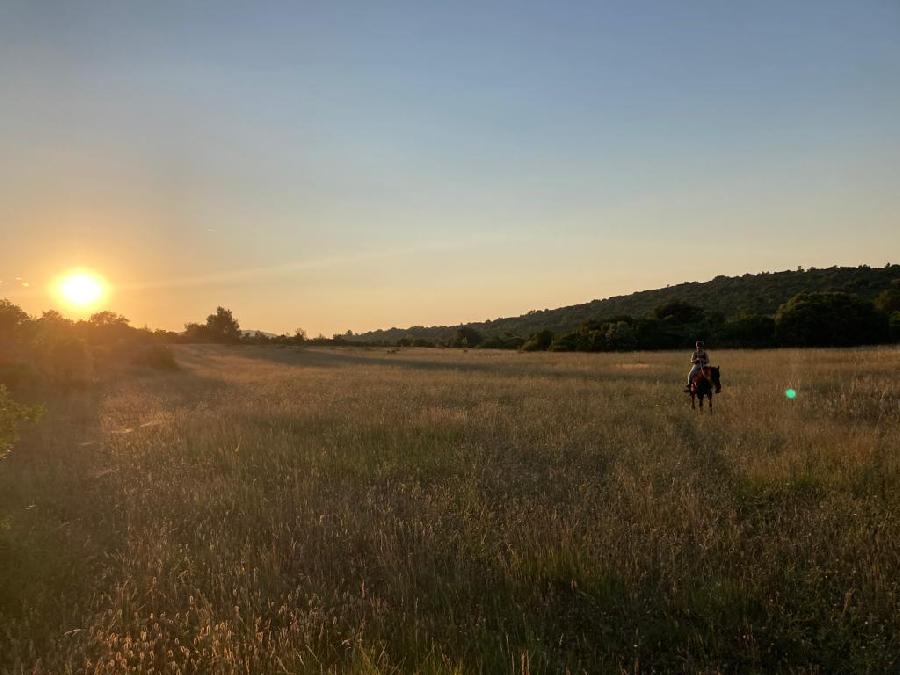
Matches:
[688,365,721,412]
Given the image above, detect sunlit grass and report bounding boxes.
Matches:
[1,346,898,672]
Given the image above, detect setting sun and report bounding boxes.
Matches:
[55,270,108,310]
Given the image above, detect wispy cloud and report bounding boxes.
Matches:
[116,233,526,292]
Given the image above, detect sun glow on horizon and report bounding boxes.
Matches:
[54,270,108,310]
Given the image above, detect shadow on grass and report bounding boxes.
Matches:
[0,362,234,666]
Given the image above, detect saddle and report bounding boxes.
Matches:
[687,366,712,392]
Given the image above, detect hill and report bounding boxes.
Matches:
[352,265,900,344]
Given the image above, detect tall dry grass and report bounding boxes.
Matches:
[1,346,898,673]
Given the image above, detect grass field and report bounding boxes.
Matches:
[1,346,898,673]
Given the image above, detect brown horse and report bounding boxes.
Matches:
[688,365,721,412]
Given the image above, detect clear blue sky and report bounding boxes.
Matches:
[2,1,898,334]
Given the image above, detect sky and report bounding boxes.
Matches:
[1,0,899,335]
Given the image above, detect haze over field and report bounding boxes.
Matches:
[2,1,899,335]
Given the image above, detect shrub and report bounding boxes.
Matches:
[653,301,704,324]
[890,312,900,343]
[549,332,580,352]
[0,384,42,460]
[132,345,179,370]
[521,330,554,352]
[33,333,93,386]
[775,292,888,347]
[481,334,525,350]
[720,315,777,348]
[0,362,38,389]
[452,327,483,348]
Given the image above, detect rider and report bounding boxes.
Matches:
[685,340,710,392]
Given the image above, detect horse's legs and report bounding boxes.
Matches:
[690,393,696,409]
[709,393,713,414]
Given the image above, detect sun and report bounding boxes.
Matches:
[55,270,108,310]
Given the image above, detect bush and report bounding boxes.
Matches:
[34,333,93,386]
[0,362,38,389]
[521,330,554,352]
[481,334,525,350]
[653,301,704,324]
[889,312,900,343]
[720,315,777,348]
[0,384,42,459]
[132,345,179,370]
[549,332,580,352]
[452,327,483,348]
[775,292,888,347]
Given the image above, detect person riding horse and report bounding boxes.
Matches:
[684,340,722,411]
[685,340,710,392]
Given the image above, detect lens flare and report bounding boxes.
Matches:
[785,388,797,400]
[54,270,108,310]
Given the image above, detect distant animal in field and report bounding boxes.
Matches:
[688,365,721,412]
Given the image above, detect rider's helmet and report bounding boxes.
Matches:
[696,340,704,349]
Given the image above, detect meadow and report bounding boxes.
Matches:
[1,345,898,673]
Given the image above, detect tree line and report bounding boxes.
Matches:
[351,265,900,345]
[1,283,898,391]
[408,286,900,352]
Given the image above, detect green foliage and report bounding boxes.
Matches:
[889,312,900,343]
[719,314,777,348]
[604,320,639,351]
[32,322,93,386]
[0,299,29,339]
[522,330,554,351]
[653,300,704,323]
[185,306,242,343]
[0,384,42,459]
[775,292,888,347]
[874,280,900,314]
[481,333,524,349]
[451,326,483,348]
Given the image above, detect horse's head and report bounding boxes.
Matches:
[710,366,721,393]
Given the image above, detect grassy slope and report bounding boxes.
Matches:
[1,346,899,672]
[352,265,900,342]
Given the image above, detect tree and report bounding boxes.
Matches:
[452,326,483,348]
[185,307,241,343]
[653,301,704,324]
[0,299,29,338]
[604,321,638,351]
[874,281,900,314]
[775,292,888,347]
[88,311,129,327]
[890,312,900,343]
[521,330,554,352]
[206,307,241,342]
[719,314,776,348]
[83,311,134,344]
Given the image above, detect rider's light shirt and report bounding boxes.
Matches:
[691,349,709,366]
